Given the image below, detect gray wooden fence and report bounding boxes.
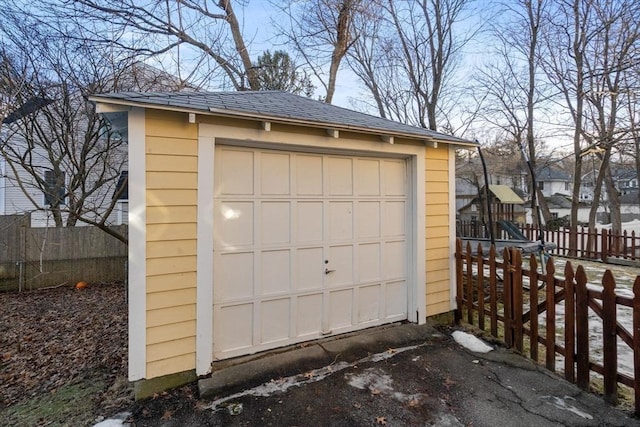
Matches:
[0,214,127,291]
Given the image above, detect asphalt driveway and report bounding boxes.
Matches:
[117,322,639,426]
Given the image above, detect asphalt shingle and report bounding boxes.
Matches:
[91,91,475,145]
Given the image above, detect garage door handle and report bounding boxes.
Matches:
[325,268,336,275]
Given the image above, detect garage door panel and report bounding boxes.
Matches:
[296,202,323,242]
[383,201,406,237]
[329,201,353,240]
[358,284,381,323]
[384,241,407,279]
[297,294,323,335]
[327,245,353,287]
[385,281,408,318]
[329,289,354,329]
[216,252,254,301]
[261,202,291,244]
[357,201,380,238]
[296,155,323,195]
[358,243,381,282]
[260,152,290,195]
[261,250,291,295]
[382,160,406,196]
[215,303,253,352]
[218,149,254,195]
[295,247,324,291]
[261,299,290,344]
[357,159,380,196]
[328,157,353,195]
[216,201,254,247]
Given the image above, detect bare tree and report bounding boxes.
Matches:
[47,0,257,90]
[274,0,363,103]
[474,0,553,224]
[0,6,189,244]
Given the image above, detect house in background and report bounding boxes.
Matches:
[536,165,572,198]
[91,90,476,396]
[0,63,190,228]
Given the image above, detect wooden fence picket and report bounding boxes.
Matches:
[564,262,575,383]
[466,241,473,324]
[512,248,523,353]
[455,238,463,322]
[489,245,498,337]
[477,244,485,331]
[545,258,556,372]
[634,276,640,414]
[575,265,589,390]
[529,254,539,361]
[503,247,513,347]
[602,270,618,404]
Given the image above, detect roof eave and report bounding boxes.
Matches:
[89,95,477,147]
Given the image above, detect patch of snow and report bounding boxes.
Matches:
[206,343,426,411]
[92,412,130,427]
[540,395,594,420]
[451,331,493,353]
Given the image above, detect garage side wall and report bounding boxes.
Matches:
[425,145,451,315]
[145,110,198,378]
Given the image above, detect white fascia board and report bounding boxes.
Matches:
[448,146,457,311]
[196,135,214,375]
[128,107,147,381]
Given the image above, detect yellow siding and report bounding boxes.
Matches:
[147,240,197,259]
[147,337,196,362]
[147,320,196,345]
[144,110,198,379]
[147,223,197,242]
[147,354,195,380]
[425,145,452,317]
[147,305,196,328]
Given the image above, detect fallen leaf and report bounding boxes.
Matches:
[387,348,396,354]
[407,398,420,407]
[353,403,362,409]
[304,371,314,379]
[444,377,456,388]
[161,410,173,420]
[376,416,387,425]
[371,388,381,396]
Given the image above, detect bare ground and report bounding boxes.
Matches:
[0,282,131,426]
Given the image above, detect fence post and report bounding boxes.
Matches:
[633,276,640,415]
[529,254,539,362]
[503,247,513,348]
[601,228,608,262]
[466,241,474,324]
[545,258,556,372]
[455,239,463,323]
[512,248,523,353]
[575,266,589,390]
[477,244,485,331]
[564,262,575,383]
[602,270,618,405]
[489,245,498,338]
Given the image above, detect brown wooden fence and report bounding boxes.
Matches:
[455,238,640,414]
[457,220,640,263]
[0,214,127,291]
[519,224,640,262]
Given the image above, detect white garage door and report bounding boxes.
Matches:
[212,145,409,360]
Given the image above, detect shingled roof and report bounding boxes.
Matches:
[90,91,475,146]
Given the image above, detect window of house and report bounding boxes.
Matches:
[565,182,570,191]
[539,181,544,190]
[113,170,128,200]
[551,212,558,219]
[43,170,66,206]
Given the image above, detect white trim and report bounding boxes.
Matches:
[128,107,146,381]
[415,151,426,323]
[0,158,5,215]
[196,135,215,375]
[448,147,457,311]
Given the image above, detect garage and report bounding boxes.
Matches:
[91,90,476,394]
[212,145,410,359]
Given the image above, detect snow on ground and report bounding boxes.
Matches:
[451,331,493,353]
[92,413,130,427]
